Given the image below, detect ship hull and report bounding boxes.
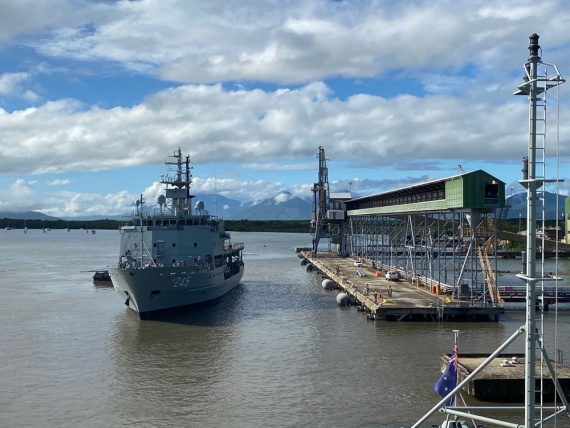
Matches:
[108,265,244,319]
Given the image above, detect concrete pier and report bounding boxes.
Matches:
[443,353,570,402]
[299,250,504,322]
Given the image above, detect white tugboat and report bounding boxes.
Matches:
[108,148,244,318]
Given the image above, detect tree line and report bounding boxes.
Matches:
[2,218,311,233]
[4,217,560,236]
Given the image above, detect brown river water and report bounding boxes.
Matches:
[1,229,569,427]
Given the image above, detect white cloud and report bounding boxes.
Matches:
[243,162,315,171]
[273,192,292,204]
[0,179,41,212]
[2,82,564,179]
[39,190,135,218]
[0,72,39,102]
[193,177,287,206]
[0,0,78,43]
[4,0,566,85]
[47,179,70,186]
[1,0,570,218]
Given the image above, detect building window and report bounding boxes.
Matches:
[485,182,499,205]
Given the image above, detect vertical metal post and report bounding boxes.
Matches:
[524,32,540,428]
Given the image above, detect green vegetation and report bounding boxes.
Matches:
[504,240,526,251]
[4,217,560,235]
[225,220,310,233]
[500,218,563,233]
[2,218,121,230]
[2,218,311,233]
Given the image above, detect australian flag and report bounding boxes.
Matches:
[434,337,458,406]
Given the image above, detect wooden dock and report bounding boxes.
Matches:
[444,353,570,402]
[298,250,504,322]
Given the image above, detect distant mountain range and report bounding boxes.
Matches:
[180,191,312,220]
[0,211,57,221]
[0,191,314,221]
[1,191,567,222]
[507,191,567,220]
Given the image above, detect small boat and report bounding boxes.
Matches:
[92,270,111,283]
[91,230,96,234]
[107,148,244,318]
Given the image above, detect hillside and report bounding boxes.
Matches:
[507,191,566,220]
[228,192,311,220]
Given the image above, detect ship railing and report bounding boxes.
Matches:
[122,207,227,224]
[119,255,220,271]
[229,242,244,251]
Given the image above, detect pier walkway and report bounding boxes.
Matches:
[442,353,570,402]
[299,250,503,322]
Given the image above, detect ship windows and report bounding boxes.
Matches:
[156,241,165,256]
[172,243,176,247]
[214,255,223,268]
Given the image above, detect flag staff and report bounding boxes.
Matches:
[452,329,459,407]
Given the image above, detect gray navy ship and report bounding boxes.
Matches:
[108,148,244,318]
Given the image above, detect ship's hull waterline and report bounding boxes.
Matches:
[109,265,244,318]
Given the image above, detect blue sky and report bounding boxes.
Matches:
[1,0,570,218]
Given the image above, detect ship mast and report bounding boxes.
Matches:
[514,33,565,427]
[412,34,567,428]
[162,148,193,217]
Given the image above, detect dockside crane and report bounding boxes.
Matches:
[311,146,330,256]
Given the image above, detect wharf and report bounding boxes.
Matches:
[298,250,503,322]
[444,353,570,402]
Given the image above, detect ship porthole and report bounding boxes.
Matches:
[130,272,135,276]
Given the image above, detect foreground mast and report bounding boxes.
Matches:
[413,34,567,428]
[515,33,565,427]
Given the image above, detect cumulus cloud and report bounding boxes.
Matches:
[39,189,136,218]
[273,192,292,204]
[1,0,569,217]
[244,162,316,171]
[0,72,39,102]
[47,179,70,186]
[2,82,564,178]
[0,179,41,212]
[3,0,566,85]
